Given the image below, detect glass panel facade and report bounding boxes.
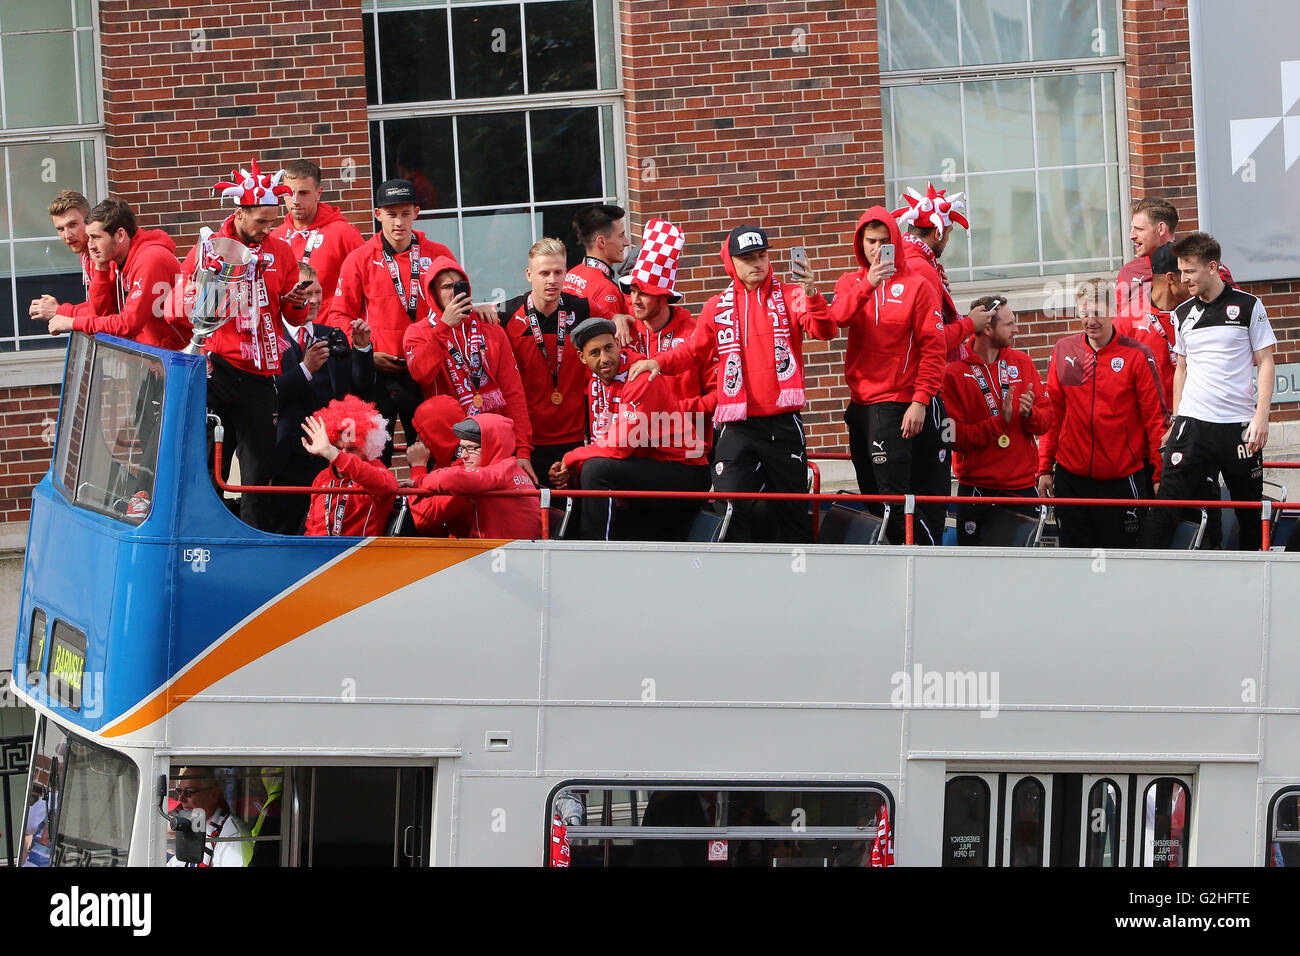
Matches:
[365,1,622,279]
[0,6,103,350]
[880,1,1125,281]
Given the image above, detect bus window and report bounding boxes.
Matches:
[1140,778,1190,867]
[1267,787,1300,867]
[1009,777,1046,866]
[1084,778,1122,867]
[25,607,47,682]
[166,766,283,867]
[943,776,990,866]
[552,785,888,868]
[20,717,137,867]
[53,336,164,524]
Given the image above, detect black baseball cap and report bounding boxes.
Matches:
[375,179,418,207]
[452,418,481,443]
[1149,242,1178,277]
[727,225,769,257]
[571,317,617,351]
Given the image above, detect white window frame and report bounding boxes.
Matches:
[0,0,106,385]
[363,0,628,269]
[878,0,1130,313]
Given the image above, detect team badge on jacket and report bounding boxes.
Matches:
[1111,357,1124,372]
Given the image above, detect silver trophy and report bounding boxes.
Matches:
[182,227,255,356]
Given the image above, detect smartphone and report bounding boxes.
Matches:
[452,280,471,301]
[987,296,1006,312]
[878,243,895,266]
[791,246,809,277]
[292,278,313,294]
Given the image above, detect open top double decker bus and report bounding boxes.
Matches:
[10,332,1300,866]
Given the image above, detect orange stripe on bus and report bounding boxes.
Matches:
[102,539,501,738]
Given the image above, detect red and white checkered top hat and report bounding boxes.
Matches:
[893,182,969,237]
[214,158,292,207]
[619,218,685,302]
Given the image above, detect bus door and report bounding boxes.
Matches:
[167,764,435,867]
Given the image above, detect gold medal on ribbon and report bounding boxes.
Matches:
[472,394,484,410]
[551,390,564,405]
[997,434,1011,448]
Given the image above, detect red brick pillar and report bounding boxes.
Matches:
[1123,0,1199,228]
[620,1,883,452]
[98,0,374,249]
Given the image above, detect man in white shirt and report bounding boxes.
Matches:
[167,768,253,867]
[1140,232,1276,551]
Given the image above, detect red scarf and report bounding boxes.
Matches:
[587,353,630,441]
[714,278,803,422]
[441,316,505,416]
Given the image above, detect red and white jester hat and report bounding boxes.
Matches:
[893,183,969,237]
[214,158,292,207]
[619,218,685,302]
[317,395,390,461]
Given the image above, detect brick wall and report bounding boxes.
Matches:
[1123,0,1198,228]
[99,0,374,248]
[0,387,61,524]
[621,0,881,453]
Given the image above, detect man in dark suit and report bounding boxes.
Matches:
[268,264,377,533]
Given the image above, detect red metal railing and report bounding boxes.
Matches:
[213,441,1299,549]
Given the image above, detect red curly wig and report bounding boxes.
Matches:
[316,395,389,461]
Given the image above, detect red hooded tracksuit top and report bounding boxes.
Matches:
[401,256,534,457]
[657,242,831,419]
[74,229,188,351]
[816,206,946,407]
[56,252,98,319]
[407,394,473,537]
[412,413,542,539]
[325,230,456,356]
[271,202,366,300]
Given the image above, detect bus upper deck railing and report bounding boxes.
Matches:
[211,440,1300,550]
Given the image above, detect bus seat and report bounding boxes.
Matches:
[978,506,1047,547]
[820,502,885,545]
[687,502,733,543]
[1171,509,1208,550]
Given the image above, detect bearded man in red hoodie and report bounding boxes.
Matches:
[630,224,831,543]
[821,207,947,545]
[171,158,311,531]
[272,159,365,299]
[47,198,186,350]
